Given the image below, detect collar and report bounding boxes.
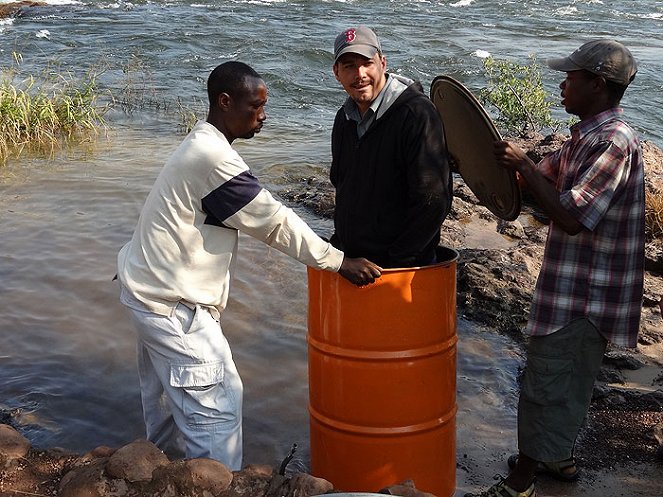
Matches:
[570,108,623,141]
[343,73,409,122]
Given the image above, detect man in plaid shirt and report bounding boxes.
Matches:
[469,40,645,497]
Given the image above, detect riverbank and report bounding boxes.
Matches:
[1,134,661,497]
[280,132,663,497]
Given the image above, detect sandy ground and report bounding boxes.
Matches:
[454,342,663,497]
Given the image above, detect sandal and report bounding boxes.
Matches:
[507,454,580,482]
[464,475,536,497]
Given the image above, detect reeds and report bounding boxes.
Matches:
[0,53,107,164]
[645,191,663,241]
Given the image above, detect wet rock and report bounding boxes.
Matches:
[596,368,624,384]
[456,247,540,336]
[496,219,525,239]
[606,392,627,406]
[603,352,645,370]
[264,473,289,497]
[279,175,335,219]
[0,424,31,463]
[592,383,611,401]
[0,1,47,19]
[1,133,662,497]
[81,446,117,461]
[655,444,663,462]
[654,371,663,386]
[243,463,274,477]
[283,472,333,496]
[105,439,169,482]
[220,465,273,497]
[59,458,115,497]
[149,458,233,497]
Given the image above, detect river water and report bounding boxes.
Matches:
[1,0,661,494]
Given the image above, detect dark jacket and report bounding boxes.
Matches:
[330,82,452,268]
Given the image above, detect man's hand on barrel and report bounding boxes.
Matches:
[338,257,382,287]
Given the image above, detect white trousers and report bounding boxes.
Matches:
[121,288,243,470]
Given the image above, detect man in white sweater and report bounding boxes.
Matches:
[117,61,381,470]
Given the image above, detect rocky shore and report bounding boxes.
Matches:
[1,134,662,496]
[0,426,437,497]
[279,133,663,481]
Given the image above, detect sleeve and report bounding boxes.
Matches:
[559,140,627,231]
[388,99,452,265]
[537,148,562,183]
[202,165,343,272]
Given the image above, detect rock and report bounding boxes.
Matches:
[496,219,525,239]
[264,473,289,497]
[378,479,436,497]
[653,422,663,445]
[592,383,611,401]
[0,424,31,463]
[220,466,272,497]
[452,180,481,206]
[81,446,117,461]
[654,371,663,386]
[283,472,333,496]
[645,238,663,274]
[1,133,661,497]
[655,444,663,462]
[603,352,645,370]
[508,131,568,163]
[279,175,336,219]
[241,463,274,478]
[0,1,47,19]
[596,368,624,384]
[105,439,169,482]
[150,458,233,497]
[643,140,663,194]
[59,459,113,497]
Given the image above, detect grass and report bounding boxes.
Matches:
[113,54,203,133]
[0,53,108,164]
[0,52,204,165]
[645,192,663,241]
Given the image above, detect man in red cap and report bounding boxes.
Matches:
[469,39,644,497]
[329,25,452,268]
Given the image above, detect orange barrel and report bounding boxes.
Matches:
[307,246,458,497]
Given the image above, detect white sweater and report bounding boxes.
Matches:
[117,120,343,318]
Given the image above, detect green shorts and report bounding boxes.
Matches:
[518,318,608,462]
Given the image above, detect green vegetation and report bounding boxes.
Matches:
[0,52,205,165]
[480,54,570,136]
[0,53,108,164]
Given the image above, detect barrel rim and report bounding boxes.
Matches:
[379,246,459,274]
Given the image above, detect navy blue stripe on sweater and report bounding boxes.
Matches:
[202,170,263,226]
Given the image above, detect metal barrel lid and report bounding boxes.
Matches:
[430,75,521,221]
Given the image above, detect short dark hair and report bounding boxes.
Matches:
[207,61,262,105]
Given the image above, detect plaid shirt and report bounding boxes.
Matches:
[526,108,645,347]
